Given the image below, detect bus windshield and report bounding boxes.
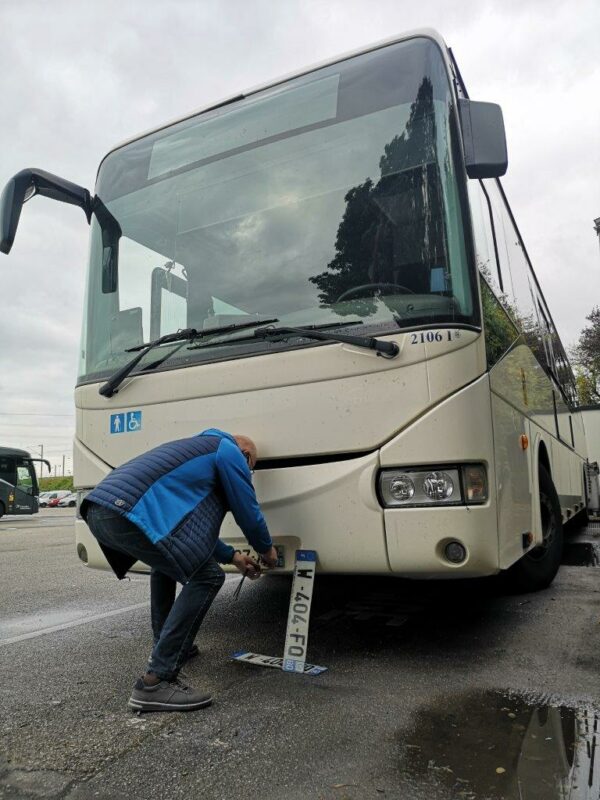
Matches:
[79,36,475,384]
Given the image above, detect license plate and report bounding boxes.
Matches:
[237,544,285,568]
[231,549,327,676]
[282,550,317,673]
[232,651,327,676]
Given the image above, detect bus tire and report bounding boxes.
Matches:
[504,465,563,593]
[0,501,4,519]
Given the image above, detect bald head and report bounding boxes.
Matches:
[233,434,257,469]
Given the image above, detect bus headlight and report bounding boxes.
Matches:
[389,475,415,501]
[378,464,487,508]
[422,471,454,501]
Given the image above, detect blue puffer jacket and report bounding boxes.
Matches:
[81,429,272,583]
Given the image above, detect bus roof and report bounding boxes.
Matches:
[0,447,31,459]
[97,27,450,177]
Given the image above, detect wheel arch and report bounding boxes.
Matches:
[530,434,553,546]
[538,439,551,478]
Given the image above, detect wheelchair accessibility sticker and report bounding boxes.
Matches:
[110,411,142,434]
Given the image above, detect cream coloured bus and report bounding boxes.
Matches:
[0,29,587,590]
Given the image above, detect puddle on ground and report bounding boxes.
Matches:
[401,690,599,799]
[562,541,600,567]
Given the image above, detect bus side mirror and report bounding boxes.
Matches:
[93,197,122,294]
[0,168,92,255]
[28,458,52,473]
[458,99,508,179]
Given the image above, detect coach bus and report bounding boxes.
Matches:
[0,29,588,590]
[0,447,50,518]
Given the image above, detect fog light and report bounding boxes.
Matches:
[389,476,415,501]
[423,471,454,501]
[444,541,467,564]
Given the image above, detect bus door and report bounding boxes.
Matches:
[13,459,39,515]
[0,455,17,515]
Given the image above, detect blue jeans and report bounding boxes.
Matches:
[86,503,225,681]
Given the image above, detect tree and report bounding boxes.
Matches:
[571,307,600,404]
[308,77,445,314]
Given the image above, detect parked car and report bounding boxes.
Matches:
[58,493,77,508]
[38,492,52,508]
[45,490,72,508]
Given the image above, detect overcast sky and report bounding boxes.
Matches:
[0,0,598,474]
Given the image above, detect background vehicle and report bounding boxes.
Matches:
[0,448,50,518]
[58,493,77,508]
[40,490,71,508]
[47,491,71,508]
[38,492,51,508]
[0,29,588,590]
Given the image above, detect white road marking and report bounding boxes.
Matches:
[0,602,151,646]
[0,574,239,646]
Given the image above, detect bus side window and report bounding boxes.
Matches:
[467,180,501,293]
[482,180,545,360]
[479,274,518,369]
[16,463,34,495]
[0,458,15,485]
[482,180,578,410]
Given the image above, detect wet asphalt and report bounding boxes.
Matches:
[1,509,599,799]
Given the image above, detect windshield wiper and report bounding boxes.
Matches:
[253,322,399,358]
[186,317,280,350]
[99,318,279,398]
[187,319,361,350]
[99,328,200,397]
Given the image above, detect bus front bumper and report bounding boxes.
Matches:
[75,451,500,578]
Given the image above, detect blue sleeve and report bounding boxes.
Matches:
[213,539,235,564]
[215,438,273,554]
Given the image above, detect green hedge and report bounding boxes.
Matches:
[39,477,74,492]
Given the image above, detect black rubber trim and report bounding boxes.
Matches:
[479,181,504,293]
[254,449,374,471]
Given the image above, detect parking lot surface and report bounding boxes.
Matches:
[1,510,599,799]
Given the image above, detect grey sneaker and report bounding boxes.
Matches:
[128,677,212,713]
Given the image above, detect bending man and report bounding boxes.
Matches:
[81,428,277,713]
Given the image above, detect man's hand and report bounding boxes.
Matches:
[259,545,279,569]
[231,552,261,580]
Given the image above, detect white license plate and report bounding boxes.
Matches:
[232,651,326,676]
[237,544,285,568]
[231,549,327,676]
[282,550,317,672]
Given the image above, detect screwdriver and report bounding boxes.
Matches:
[232,559,262,601]
[232,568,249,601]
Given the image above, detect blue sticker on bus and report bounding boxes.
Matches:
[110,411,142,434]
[110,414,125,434]
[126,411,142,432]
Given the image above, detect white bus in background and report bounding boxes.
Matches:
[0,29,588,591]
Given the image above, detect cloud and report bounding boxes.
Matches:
[1,0,598,467]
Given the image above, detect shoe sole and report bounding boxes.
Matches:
[128,696,212,713]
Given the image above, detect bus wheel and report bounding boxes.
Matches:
[0,501,4,519]
[504,465,563,592]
